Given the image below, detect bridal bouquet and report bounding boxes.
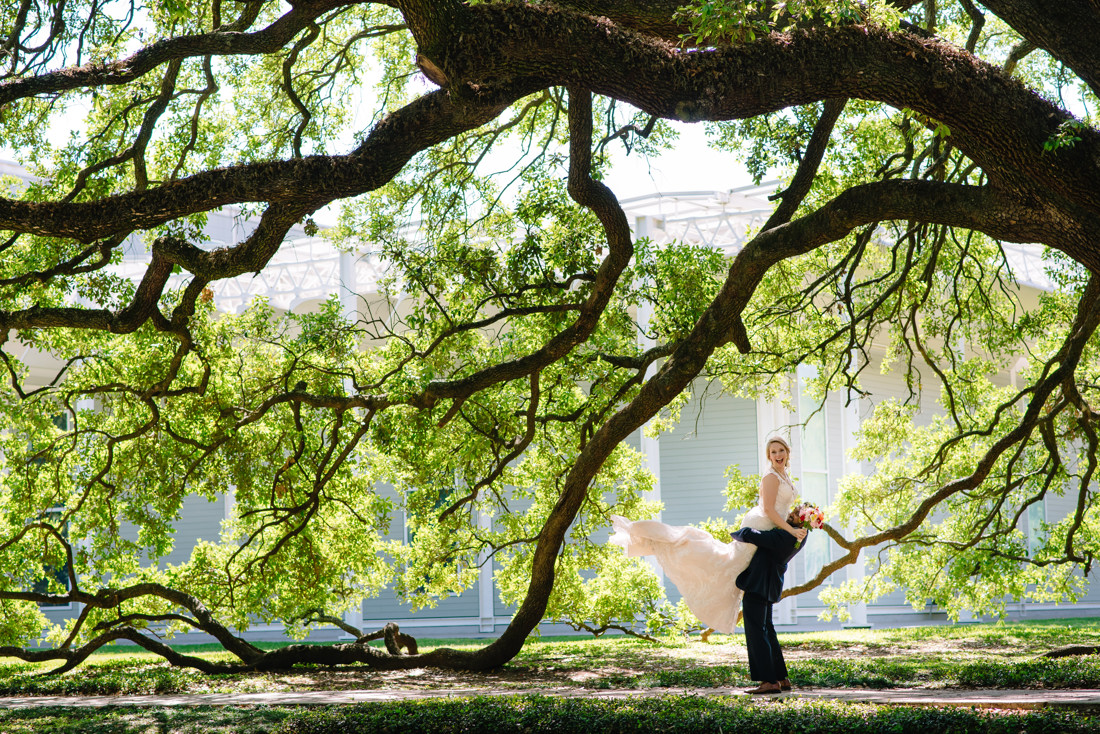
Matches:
[791,502,825,530]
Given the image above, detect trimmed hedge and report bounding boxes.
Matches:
[792,656,1100,689]
[586,655,1100,690]
[276,695,1097,734]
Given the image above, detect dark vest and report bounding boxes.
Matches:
[731,527,806,603]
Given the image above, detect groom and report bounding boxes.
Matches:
[731,514,807,695]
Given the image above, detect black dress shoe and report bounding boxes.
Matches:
[746,682,782,695]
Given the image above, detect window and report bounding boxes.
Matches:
[30,412,70,465]
[1026,500,1046,554]
[798,366,831,582]
[402,484,462,599]
[32,507,72,608]
[26,414,75,608]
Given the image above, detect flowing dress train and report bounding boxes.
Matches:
[609,466,796,633]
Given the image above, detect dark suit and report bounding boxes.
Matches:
[731,527,805,684]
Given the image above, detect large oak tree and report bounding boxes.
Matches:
[1,0,1098,672]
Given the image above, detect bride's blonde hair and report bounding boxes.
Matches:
[764,435,791,468]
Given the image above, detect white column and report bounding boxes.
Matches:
[339,250,358,404]
[634,215,663,521]
[338,248,363,638]
[841,387,869,628]
[341,601,364,640]
[634,215,664,583]
[69,397,97,622]
[223,484,237,525]
[477,509,496,632]
[339,250,357,324]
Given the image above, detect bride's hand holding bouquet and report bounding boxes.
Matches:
[787,503,825,544]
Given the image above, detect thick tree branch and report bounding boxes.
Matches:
[3,16,1097,283]
[419,8,1100,242]
[0,87,520,245]
[979,0,1100,97]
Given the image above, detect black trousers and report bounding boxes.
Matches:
[742,592,788,683]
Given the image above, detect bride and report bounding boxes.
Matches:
[609,436,802,633]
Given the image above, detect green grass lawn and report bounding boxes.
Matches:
[1,619,1098,732]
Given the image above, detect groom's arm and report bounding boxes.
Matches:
[731,527,796,554]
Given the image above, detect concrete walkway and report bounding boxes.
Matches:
[1,687,1098,711]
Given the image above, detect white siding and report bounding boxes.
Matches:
[660,388,759,527]
[165,493,227,567]
[658,386,757,601]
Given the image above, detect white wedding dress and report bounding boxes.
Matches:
[609,466,796,633]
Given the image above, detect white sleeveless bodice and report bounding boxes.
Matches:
[741,466,796,531]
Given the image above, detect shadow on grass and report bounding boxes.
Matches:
[3,618,1100,697]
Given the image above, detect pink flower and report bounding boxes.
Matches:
[793,502,826,530]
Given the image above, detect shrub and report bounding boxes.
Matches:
[277,695,1098,734]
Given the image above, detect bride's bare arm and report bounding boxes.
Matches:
[761,474,803,539]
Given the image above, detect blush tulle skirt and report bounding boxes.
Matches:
[609,514,760,633]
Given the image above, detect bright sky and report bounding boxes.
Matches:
[604,122,756,200]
